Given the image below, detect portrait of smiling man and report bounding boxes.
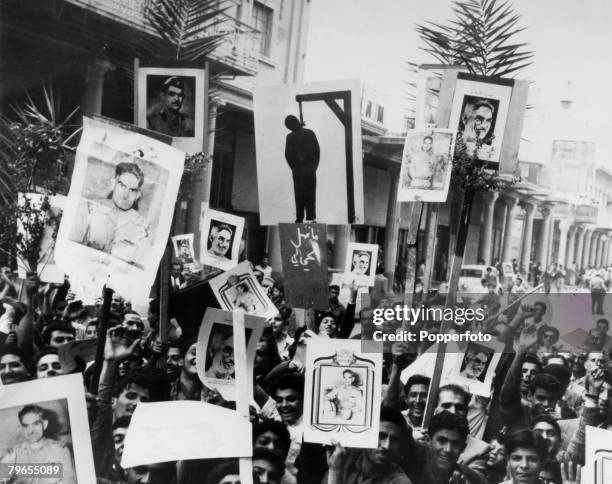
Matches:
[0,404,77,483]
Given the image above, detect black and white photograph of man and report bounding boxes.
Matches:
[457,95,498,161]
[458,345,493,382]
[146,75,195,138]
[137,67,205,154]
[68,152,158,269]
[254,79,364,225]
[200,207,245,271]
[171,234,195,265]
[448,75,513,168]
[0,375,96,482]
[398,129,454,202]
[55,117,184,303]
[452,340,503,397]
[0,402,77,483]
[320,368,366,424]
[209,262,278,320]
[344,242,378,287]
[205,324,236,380]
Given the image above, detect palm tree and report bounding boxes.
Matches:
[142,0,231,62]
[416,0,533,77]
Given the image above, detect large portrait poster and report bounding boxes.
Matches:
[55,117,184,304]
[398,129,455,202]
[254,79,364,225]
[209,261,278,320]
[303,338,382,448]
[279,223,328,309]
[0,374,96,483]
[136,66,206,155]
[199,207,245,271]
[448,73,514,169]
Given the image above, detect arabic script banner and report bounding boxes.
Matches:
[279,223,328,310]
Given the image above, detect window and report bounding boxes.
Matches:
[364,100,372,118]
[252,1,273,57]
[376,105,384,123]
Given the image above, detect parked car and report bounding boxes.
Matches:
[436,264,503,305]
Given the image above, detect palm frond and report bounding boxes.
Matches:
[415,0,533,77]
[143,0,232,62]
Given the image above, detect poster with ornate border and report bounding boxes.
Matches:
[303,338,382,448]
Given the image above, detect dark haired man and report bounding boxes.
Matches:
[0,346,30,385]
[147,76,194,137]
[323,407,413,484]
[501,430,549,484]
[284,114,320,223]
[413,411,487,484]
[71,157,150,263]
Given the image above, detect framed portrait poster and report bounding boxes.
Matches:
[303,338,382,448]
[171,233,196,266]
[398,129,455,202]
[344,242,378,287]
[447,74,514,169]
[195,308,264,402]
[449,339,504,397]
[199,207,245,271]
[209,261,278,320]
[0,374,96,482]
[136,66,206,155]
[55,117,184,304]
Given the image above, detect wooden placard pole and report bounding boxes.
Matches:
[402,202,425,319]
[89,286,114,394]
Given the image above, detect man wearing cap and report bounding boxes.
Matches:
[148,76,194,137]
[475,280,501,319]
[284,114,320,223]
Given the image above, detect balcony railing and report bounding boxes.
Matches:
[66,0,259,76]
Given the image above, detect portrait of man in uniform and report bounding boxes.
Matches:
[147,76,195,138]
[69,154,152,267]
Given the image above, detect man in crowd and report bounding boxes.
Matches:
[35,348,62,379]
[147,76,194,137]
[327,285,345,323]
[323,407,413,484]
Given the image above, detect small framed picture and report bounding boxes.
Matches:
[136,66,206,155]
[209,261,278,320]
[171,234,196,265]
[344,242,378,287]
[199,208,245,271]
[0,374,96,482]
[398,129,455,202]
[450,340,503,397]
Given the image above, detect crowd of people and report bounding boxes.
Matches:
[0,250,609,484]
